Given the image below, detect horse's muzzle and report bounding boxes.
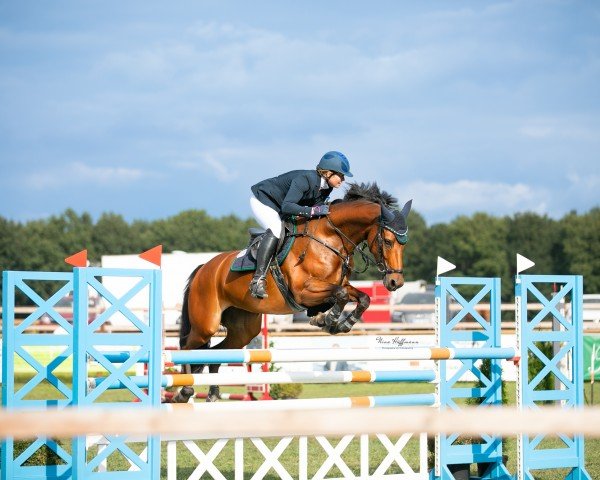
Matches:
[384,274,404,291]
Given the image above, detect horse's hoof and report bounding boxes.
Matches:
[336,313,359,333]
[322,323,339,335]
[206,386,221,402]
[310,313,326,328]
[171,386,195,403]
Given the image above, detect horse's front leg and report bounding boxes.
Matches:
[297,279,350,335]
[335,284,371,333]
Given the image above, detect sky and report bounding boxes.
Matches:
[1,1,599,226]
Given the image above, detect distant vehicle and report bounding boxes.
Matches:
[391,291,435,323]
[39,293,101,325]
[583,294,600,323]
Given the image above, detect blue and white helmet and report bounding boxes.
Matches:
[317,151,353,177]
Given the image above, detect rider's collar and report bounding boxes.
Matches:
[319,177,329,190]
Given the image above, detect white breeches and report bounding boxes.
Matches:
[250,195,282,239]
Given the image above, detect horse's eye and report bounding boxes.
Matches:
[384,239,393,248]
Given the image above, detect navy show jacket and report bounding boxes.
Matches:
[251,170,332,217]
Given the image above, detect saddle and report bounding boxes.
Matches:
[230,222,296,272]
[230,221,306,311]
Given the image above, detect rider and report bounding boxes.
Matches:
[248,151,353,299]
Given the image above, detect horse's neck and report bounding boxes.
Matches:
[327,202,380,246]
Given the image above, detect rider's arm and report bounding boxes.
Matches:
[281,176,314,217]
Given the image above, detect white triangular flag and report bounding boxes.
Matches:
[436,256,456,276]
[516,253,535,274]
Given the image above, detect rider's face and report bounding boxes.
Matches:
[326,172,344,188]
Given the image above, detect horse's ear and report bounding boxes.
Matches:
[380,203,395,223]
[400,199,413,219]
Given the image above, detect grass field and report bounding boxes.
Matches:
[2,375,599,479]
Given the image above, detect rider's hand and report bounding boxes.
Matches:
[310,205,329,217]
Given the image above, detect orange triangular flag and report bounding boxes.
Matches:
[139,245,162,267]
[65,249,88,268]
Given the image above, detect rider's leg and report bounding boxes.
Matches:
[249,229,278,298]
[249,195,281,299]
[249,196,282,238]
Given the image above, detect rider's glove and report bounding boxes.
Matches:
[310,205,329,217]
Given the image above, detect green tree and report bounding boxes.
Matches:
[1,206,598,306]
[559,208,600,292]
[0,217,21,272]
[401,210,429,282]
[503,212,560,299]
[418,221,455,281]
[446,213,509,279]
[91,213,139,262]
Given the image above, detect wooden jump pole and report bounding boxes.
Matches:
[1,406,599,440]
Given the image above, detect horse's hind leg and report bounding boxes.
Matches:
[168,289,224,403]
[168,339,211,404]
[205,308,262,402]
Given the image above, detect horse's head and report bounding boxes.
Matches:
[369,199,412,291]
[337,182,412,291]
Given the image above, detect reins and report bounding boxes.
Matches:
[289,218,356,281]
[289,211,402,281]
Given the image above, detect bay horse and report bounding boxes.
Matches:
[172,182,412,402]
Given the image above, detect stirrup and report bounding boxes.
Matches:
[250,276,268,299]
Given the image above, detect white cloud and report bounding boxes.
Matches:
[519,124,555,139]
[25,162,153,189]
[519,117,600,141]
[397,179,550,223]
[202,154,238,182]
[172,160,200,171]
[563,173,600,211]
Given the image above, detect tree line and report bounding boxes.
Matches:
[0,206,598,303]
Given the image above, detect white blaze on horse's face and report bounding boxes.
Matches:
[381,228,405,291]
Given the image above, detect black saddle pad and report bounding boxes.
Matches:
[230,229,296,272]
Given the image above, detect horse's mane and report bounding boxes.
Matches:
[341,182,398,209]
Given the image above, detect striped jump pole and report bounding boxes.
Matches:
[100,346,517,365]
[89,369,438,391]
[162,393,438,412]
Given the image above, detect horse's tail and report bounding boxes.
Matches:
[179,264,204,349]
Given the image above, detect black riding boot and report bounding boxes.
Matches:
[249,230,278,299]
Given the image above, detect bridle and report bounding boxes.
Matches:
[372,223,407,276]
[291,212,408,281]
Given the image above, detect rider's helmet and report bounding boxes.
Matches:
[317,151,353,177]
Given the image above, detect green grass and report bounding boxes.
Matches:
[2,375,599,479]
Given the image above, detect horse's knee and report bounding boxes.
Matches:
[357,291,370,309]
[333,286,350,303]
